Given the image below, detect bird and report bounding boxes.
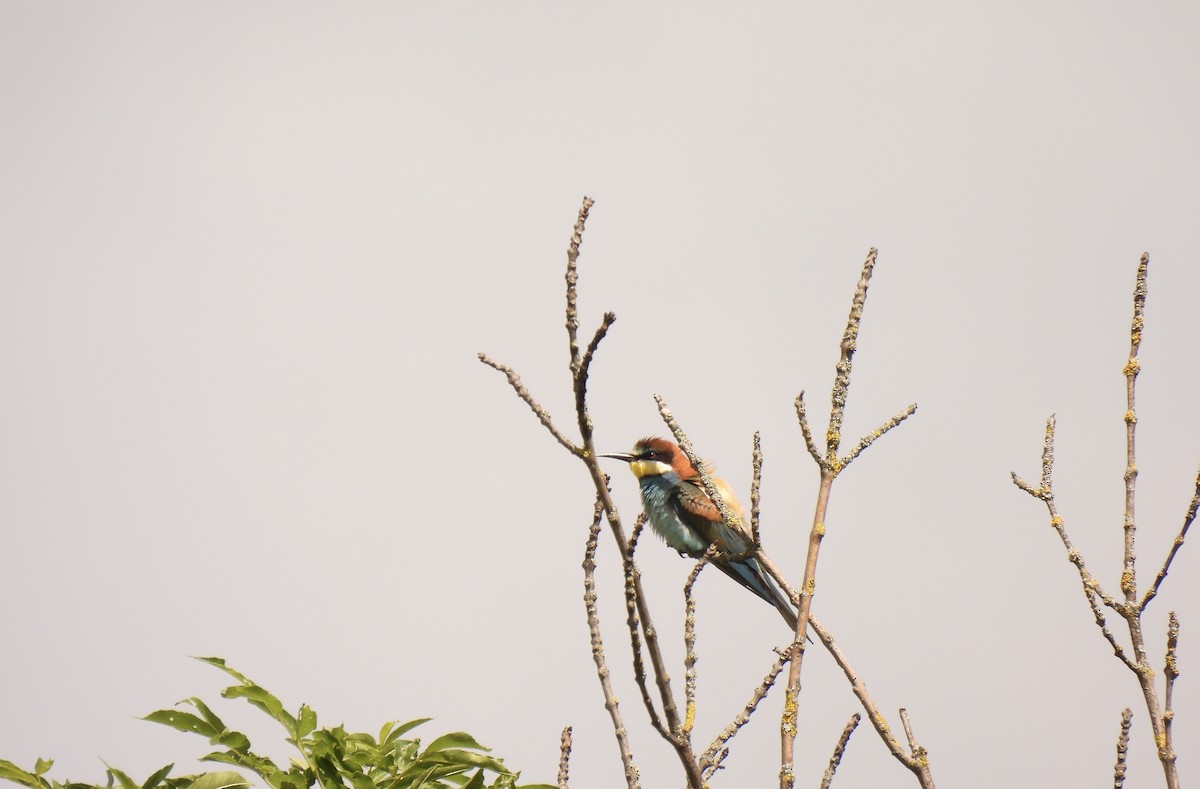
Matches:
[601,436,799,631]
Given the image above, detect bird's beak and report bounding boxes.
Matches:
[598,452,635,463]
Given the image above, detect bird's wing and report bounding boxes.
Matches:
[672,478,752,555]
[673,478,802,634]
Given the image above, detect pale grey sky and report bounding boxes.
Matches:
[2,3,1198,787]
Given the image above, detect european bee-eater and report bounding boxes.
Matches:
[601,437,799,630]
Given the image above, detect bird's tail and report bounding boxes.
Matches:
[767,578,814,643]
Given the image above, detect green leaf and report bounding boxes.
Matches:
[423,733,487,754]
[385,718,432,744]
[0,760,49,789]
[295,705,317,739]
[418,751,508,775]
[32,761,52,778]
[184,698,227,734]
[221,685,295,733]
[399,766,439,789]
[345,774,374,789]
[193,658,253,686]
[144,710,217,738]
[213,731,252,754]
[185,773,252,789]
[141,764,174,789]
[103,764,137,789]
[199,751,280,787]
[459,772,485,789]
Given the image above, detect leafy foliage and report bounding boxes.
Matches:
[2,658,551,789]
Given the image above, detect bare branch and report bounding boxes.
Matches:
[582,499,641,787]
[1113,709,1133,789]
[557,726,573,789]
[1142,466,1200,609]
[478,353,580,456]
[779,459,833,784]
[491,200,706,786]
[819,713,861,789]
[781,249,931,788]
[1014,253,1183,789]
[809,616,936,787]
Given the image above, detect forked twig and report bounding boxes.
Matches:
[1012,254,1184,789]
[483,197,706,786]
[782,249,929,789]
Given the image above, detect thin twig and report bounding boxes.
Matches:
[838,403,918,471]
[582,499,640,787]
[1163,611,1179,763]
[478,353,580,456]
[1113,709,1132,789]
[1142,466,1200,610]
[683,549,718,737]
[557,725,573,789]
[565,197,594,373]
[700,651,789,778]
[1085,589,1138,672]
[899,710,928,773]
[795,392,822,466]
[622,516,670,741]
[750,432,764,548]
[1120,254,1148,608]
[576,312,617,429]
[819,714,861,789]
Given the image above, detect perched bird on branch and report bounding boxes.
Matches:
[601,437,799,631]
